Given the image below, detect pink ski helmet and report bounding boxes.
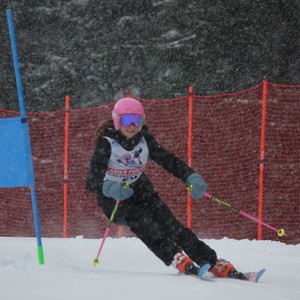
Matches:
[112,97,145,130]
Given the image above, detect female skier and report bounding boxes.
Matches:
[86,97,235,278]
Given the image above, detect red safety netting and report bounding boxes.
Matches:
[0,81,299,244]
[191,84,263,240]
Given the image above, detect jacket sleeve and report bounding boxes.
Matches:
[86,138,111,194]
[144,133,195,182]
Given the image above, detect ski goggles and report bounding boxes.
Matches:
[120,114,143,127]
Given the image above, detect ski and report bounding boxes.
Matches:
[227,267,266,282]
[239,269,266,282]
[185,262,266,282]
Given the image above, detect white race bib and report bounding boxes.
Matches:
[103,136,149,184]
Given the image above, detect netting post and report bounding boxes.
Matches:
[258,79,268,240]
[63,95,70,238]
[187,86,194,229]
[124,89,132,97]
[118,226,123,238]
[114,91,134,238]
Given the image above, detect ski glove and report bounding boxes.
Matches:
[186,173,207,200]
[102,181,133,201]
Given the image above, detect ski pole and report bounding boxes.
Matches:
[204,192,287,237]
[93,200,121,266]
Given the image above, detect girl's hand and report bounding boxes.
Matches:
[102,181,133,201]
[186,173,207,200]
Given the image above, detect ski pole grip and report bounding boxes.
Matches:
[122,183,129,189]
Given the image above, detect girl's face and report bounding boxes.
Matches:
[120,123,141,138]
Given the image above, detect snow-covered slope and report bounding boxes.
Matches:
[1,236,299,300]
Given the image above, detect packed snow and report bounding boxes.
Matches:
[1,236,299,300]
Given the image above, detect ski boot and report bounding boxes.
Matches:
[209,258,247,280]
[172,252,194,273]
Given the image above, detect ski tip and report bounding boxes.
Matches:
[247,268,266,282]
[254,268,266,282]
[198,263,211,278]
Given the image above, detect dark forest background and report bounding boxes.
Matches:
[0,0,299,111]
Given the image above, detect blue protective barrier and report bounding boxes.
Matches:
[0,117,34,188]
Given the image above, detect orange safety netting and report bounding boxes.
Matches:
[0,81,299,244]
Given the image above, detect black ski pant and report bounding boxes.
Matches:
[98,190,217,267]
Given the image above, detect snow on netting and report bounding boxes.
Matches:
[0,82,299,244]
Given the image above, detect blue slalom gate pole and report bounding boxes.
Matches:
[6,9,26,118]
[6,8,45,264]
